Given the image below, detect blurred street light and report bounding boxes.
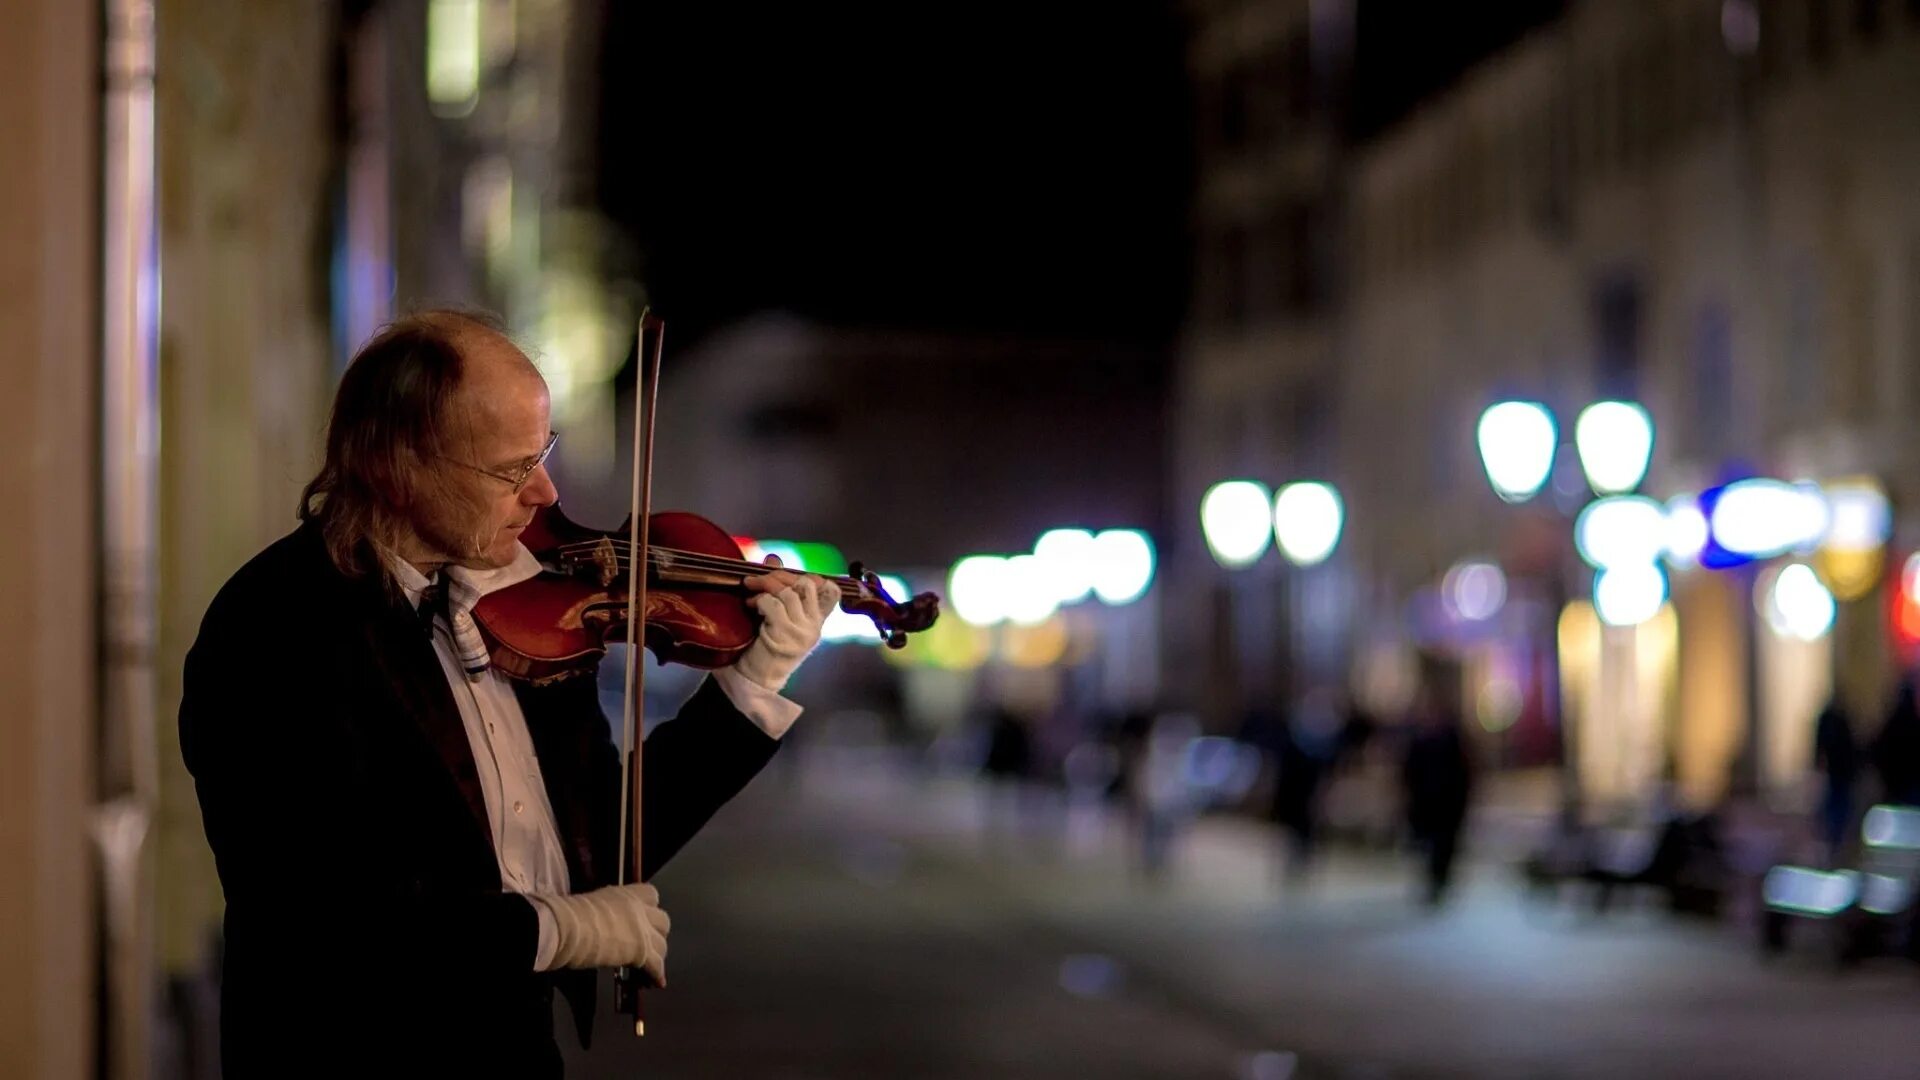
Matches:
[1272,481,1344,566]
[1090,529,1155,605]
[1709,478,1830,559]
[1443,560,1507,622]
[1573,401,1655,495]
[1762,563,1837,641]
[1003,554,1061,625]
[1476,401,1557,502]
[1663,494,1710,566]
[1200,480,1273,568]
[1574,495,1666,569]
[949,554,1011,626]
[1034,528,1097,604]
[1594,562,1668,627]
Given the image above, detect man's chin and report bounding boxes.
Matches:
[454,547,518,572]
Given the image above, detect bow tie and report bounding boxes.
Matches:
[417,577,491,681]
[417,579,450,631]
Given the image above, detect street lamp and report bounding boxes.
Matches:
[1273,482,1344,566]
[1476,398,1656,822]
[1573,401,1655,495]
[1201,480,1274,569]
[1476,401,1557,502]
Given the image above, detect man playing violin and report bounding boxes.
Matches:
[179,309,840,1078]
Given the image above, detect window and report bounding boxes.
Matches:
[1757,0,1791,84]
[1220,66,1250,152]
[1808,0,1833,67]
[1783,259,1825,428]
[1593,271,1644,398]
[1218,224,1249,327]
[1690,300,1734,456]
[1906,243,1920,412]
[1840,251,1877,421]
[1856,0,1885,40]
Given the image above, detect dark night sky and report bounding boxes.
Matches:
[1351,0,1566,139]
[595,4,1193,353]
[594,2,1566,353]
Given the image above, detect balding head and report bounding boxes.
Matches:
[300,308,559,582]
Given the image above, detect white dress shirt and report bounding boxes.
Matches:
[385,544,802,971]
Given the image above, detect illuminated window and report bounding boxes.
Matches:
[428,0,481,117]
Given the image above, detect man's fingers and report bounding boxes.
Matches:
[746,566,802,595]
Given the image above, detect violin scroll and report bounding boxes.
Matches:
[843,561,941,650]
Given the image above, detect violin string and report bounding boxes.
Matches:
[633,550,861,584]
[546,540,814,577]
[549,541,876,587]
[543,545,872,595]
[547,539,829,574]
[594,554,870,598]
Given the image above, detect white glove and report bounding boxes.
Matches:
[732,574,838,692]
[531,883,670,985]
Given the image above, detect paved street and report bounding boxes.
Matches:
[564,748,1920,1079]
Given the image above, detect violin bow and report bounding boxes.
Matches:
[615,309,664,1035]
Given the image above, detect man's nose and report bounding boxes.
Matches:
[522,463,559,507]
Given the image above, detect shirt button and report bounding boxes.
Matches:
[513,800,525,815]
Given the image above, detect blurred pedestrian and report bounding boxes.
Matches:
[1401,681,1474,907]
[1872,678,1920,806]
[1812,695,1861,863]
[1270,691,1339,884]
[1132,712,1200,880]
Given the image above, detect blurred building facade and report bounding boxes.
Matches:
[1170,0,1353,733]
[1176,0,1920,817]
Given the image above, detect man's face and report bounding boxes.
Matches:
[409,329,559,571]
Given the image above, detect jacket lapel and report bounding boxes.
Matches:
[360,596,497,853]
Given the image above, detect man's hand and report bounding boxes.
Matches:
[535,883,670,985]
[734,554,837,692]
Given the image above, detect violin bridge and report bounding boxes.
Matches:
[587,537,621,588]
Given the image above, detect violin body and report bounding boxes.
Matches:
[470,502,941,686]
[473,505,759,684]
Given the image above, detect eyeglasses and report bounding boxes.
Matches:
[442,431,557,493]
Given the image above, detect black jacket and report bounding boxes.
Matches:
[179,522,780,1078]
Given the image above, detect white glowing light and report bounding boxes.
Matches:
[1091,529,1155,605]
[427,0,482,116]
[1003,554,1062,625]
[755,541,808,572]
[1663,494,1709,565]
[1273,482,1344,566]
[1823,480,1892,553]
[1594,563,1667,627]
[1765,563,1837,641]
[1477,677,1523,733]
[1476,401,1558,503]
[878,574,910,606]
[821,607,882,644]
[948,555,1010,627]
[1711,479,1831,558]
[1864,804,1920,849]
[1574,495,1666,569]
[1574,401,1655,495]
[1033,529,1097,604]
[1200,481,1273,568]
[1443,561,1507,621]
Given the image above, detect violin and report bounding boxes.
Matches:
[469,503,942,684]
